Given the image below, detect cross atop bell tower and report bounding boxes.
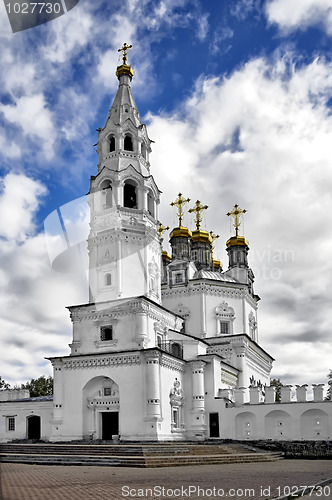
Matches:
[118,42,132,65]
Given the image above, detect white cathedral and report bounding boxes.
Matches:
[1,46,331,443]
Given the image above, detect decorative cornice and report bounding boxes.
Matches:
[207,346,232,362]
[160,355,186,373]
[162,282,245,299]
[68,297,180,330]
[62,353,141,370]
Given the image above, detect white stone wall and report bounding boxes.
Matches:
[208,385,332,441]
[0,400,53,443]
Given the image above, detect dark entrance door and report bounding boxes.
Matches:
[102,412,119,440]
[27,416,41,440]
[209,413,219,438]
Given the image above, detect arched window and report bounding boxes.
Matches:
[124,134,133,151]
[105,273,112,286]
[123,179,137,208]
[109,135,115,152]
[147,190,155,217]
[171,342,183,359]
[100,180,112,208]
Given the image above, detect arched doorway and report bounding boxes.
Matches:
[27,415,41,440]
[83,376,120,440]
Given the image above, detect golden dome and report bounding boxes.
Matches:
[162,251,172,262]
[116,64,134,79]
[169,226,192,239]
[226,236,249,247]
[192,229,212,243]
[212,258,222,269]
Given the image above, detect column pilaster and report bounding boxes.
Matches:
[188,360,206,439]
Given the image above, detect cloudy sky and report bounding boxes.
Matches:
[0,0,331,391]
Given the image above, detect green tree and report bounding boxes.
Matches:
[21,375,53,397]
[0,376,10,389]
[325,370,332,401]
[270,378,283,402]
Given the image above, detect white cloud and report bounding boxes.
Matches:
[266,0,332,34]
[0,95,55,159]
[147,53,332,384]
[0,173,47,242]
[0,174,88,385]
[41,6,94,63]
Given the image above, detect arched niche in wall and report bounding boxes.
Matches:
[235,411,257,440]
[300,409,329,440]
[265,410,291,439]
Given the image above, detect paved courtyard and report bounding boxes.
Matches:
[1,460,332,500]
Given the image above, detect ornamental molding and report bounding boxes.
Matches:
[246,358,271,378]
[160,355,186,373]
[245,292,259,309]
[63,353,141,370]
[144,350,161,363]
[221,370,238,386]
[246,345,273,369]
[190,360,206,372]
[162,283,245,300]
[173,303,191,319]
[69,299,179,329]
[207,346,232,362]
[88,230,160,253]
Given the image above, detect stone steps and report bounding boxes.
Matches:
[0,443,283,467]
[0,451,283,467]
[0,443,250,456]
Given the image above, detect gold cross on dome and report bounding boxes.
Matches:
[227,204,247,237]
[170,193,191,227]
[158,223,169,239]
[188,200,208,230]
[209,231,220,247]
[118,42,133,65]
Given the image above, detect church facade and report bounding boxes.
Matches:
[1,47,331,443]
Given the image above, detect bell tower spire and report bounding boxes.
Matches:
[95,43,151,178]
[87,46,162,305]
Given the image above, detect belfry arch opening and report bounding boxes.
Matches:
[100,180,113,208]
[147,190,155,217]
[109,135,115,152]
[123,179,137,209]
[124,134,133,151]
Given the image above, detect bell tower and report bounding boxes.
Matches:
[88,44,162,304]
